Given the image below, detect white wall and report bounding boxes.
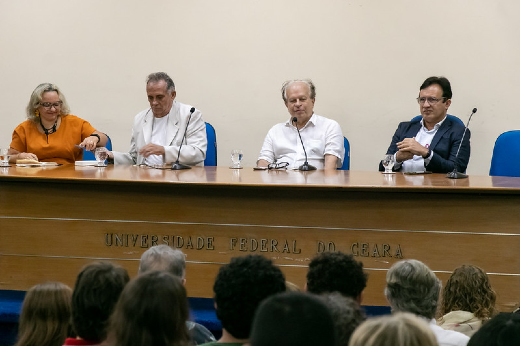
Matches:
[1,0,519,175]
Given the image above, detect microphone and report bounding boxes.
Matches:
[446,108,477,179]
[171,107,196,170]
[292,117,316,171]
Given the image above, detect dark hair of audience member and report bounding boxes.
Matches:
[15,282,72,346]
[439,264,497,320]
[213,255,286,339]
[348,312,438,346]
[320,292,365,346]
[72,262,129,343]
[250,292,336,346]
[467,313,520,346]
[306,251,367,300]
[108,271,190,346]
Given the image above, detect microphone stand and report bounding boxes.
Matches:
[447,108,477,179]
[171,107,196,170]
[292,117,316,171]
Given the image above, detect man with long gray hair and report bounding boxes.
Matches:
[385,259,469,346]
[138,245,216,345]
[109,72,207,166]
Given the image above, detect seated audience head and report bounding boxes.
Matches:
[320,292,366,346]
[15,282,72,346]
[467,313,520,346]
[348,312,438,346]
[109,271,190,346]
[439,264,497,319]
[250,291,336,346]
[385,259,440,319]
[72,262,129,343]
[213,255,286,341]
[138,245,186,280]
[306,251,367,302]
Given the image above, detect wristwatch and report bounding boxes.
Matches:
[422,149,432,159]
[90,134,101,143]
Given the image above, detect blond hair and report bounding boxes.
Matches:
[348,313,437,346]
[26,83,71,122]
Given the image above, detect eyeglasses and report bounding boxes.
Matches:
[39,101,63,109]
[268,162,289,170]
[416,97,446,105]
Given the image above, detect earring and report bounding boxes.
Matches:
[35,109,40,117]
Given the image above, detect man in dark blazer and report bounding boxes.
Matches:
[380,76,470,173]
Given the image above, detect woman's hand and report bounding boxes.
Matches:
[79,136,99,151]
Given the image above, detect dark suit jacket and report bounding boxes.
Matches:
[379,116,471,173]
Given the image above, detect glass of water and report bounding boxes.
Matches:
[95,147,108,167]
[382,154,395,173]
[230,149,243,169]
[0,148,10,167]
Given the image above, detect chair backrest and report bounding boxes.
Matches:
[410,114,464,126]
[338,137,350,170]
[83,135,112,161]
[489,130,520,177]
[204,122,217,166]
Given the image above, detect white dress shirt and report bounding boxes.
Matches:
[257,113,344,169]
[401,116,446,172]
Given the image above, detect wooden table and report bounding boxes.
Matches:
[1,165,519,310]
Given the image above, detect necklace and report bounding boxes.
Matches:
[40,117,58,143]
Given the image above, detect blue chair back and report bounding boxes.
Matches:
[83,135,112,160]
[339,137,350,170]
[490,130,520,177]
[411,114,464,126]
[204,122,217,166]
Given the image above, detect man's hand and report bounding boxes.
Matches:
[395,150,414,163]
[396,137,429,157]
[139,144,165,157]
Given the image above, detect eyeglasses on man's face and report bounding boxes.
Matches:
[416,97,447,105]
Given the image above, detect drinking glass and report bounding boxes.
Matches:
[382,154,395,173]
[0,148,10,167]
[230,149,243,169]
[95,147,108,167]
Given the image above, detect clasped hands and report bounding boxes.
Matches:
[395,137,429,162]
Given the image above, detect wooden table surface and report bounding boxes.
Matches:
[1,165,519,310]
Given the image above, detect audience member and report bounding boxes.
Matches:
[306,251,367,303]
[437,264,497,336]
[385,259,469,346]
[250,292,336,346]
[201,255,286,345]
[108,271,191,346]
[138,245,216,344]
[15,282,72,346]
[64,262,129,346]
[320,292,365,346]
[348,312,438,346]
[467,313,520,346]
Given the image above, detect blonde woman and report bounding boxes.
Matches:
[9,83,107,164]
[349,312,437,346]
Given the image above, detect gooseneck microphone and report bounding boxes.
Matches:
[447,107,477,179]
[292,117,316,171]
[171,107,196,170]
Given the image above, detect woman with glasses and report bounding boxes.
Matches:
[8,83,108,164]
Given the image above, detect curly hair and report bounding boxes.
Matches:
[108,271,190,346]
[385,259,440,320]
[213,255,286,339]
[439,264,497,320]
[306,252,367,299]
[72,262,129,342]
